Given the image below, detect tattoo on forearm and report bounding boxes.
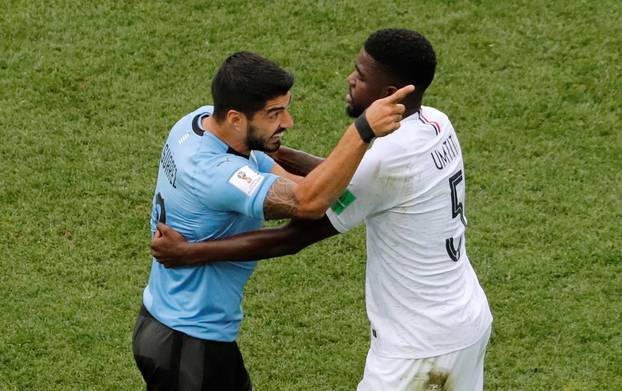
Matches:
[264,177,299,220]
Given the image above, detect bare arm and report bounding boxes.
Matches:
[271,122,365,220]
[270,162,304,183]
[151,218,339,267]
[270,146,324,177]
[263,84,415,220]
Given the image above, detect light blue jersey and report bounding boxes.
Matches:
[143,105,278,341]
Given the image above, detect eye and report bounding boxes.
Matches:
[353,66,364,81]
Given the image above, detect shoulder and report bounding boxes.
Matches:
[197,152,272,193]
[419,105,452,129]
[172,105,214,126]
[167,105,216,141]
[420,105,449,121]
[191,105,215,116]
[188,152,273,206]
[194,152,252,181]
[368,124,413,158]
[381,106,453,147]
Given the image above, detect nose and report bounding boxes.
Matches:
[347,71,356,87]
[281,110,293,129]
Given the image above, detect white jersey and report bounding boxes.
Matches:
[327,106,492,359]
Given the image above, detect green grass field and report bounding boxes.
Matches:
[2,0,621,389]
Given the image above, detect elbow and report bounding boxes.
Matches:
[292,189,330,219]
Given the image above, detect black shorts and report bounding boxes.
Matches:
[132,306,252,391]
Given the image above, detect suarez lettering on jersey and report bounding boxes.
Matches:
[161,143,177,188]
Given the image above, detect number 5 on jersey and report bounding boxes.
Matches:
[446,170,467,262]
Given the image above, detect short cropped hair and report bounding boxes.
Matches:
[364,29,436,95]
[211,51,294,121]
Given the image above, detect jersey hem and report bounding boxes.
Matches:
[142,296,239,343]
[369,317,493,359]
[326,209,350,233]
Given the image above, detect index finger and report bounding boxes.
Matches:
[387,84,415,103]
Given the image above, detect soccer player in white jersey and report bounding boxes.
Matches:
[151,29,493,390]
[133,51,412,390]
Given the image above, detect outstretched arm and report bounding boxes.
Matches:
[262,84,415,221]
[151,217,339,267]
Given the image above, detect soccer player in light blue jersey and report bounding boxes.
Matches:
[131,51,413,390]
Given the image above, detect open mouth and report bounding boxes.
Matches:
[271,130,285,141]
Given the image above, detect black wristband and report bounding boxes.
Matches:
[354,111,375,143]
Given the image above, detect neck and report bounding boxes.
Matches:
[404,95,422,118]
[203,116,250,155]
[404,106,419,118]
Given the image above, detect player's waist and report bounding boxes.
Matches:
[143,286,244,341]
[139,304,241,342]
[368,307,493,359]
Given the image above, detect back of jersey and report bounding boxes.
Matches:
[327,106,492,358]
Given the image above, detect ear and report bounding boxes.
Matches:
[384,85,398,98]
[225,110,247,132]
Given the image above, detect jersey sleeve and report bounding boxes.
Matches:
[252,151,276,173]
[194,157,278,220]
[326,146,394,233]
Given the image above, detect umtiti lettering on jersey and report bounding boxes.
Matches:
[160,143,177,188]
[430,134,460,170]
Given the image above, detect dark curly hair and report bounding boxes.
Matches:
[364,29,436,97]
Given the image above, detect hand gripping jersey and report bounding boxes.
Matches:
[143,106,279,342]
[327,106,493,358]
